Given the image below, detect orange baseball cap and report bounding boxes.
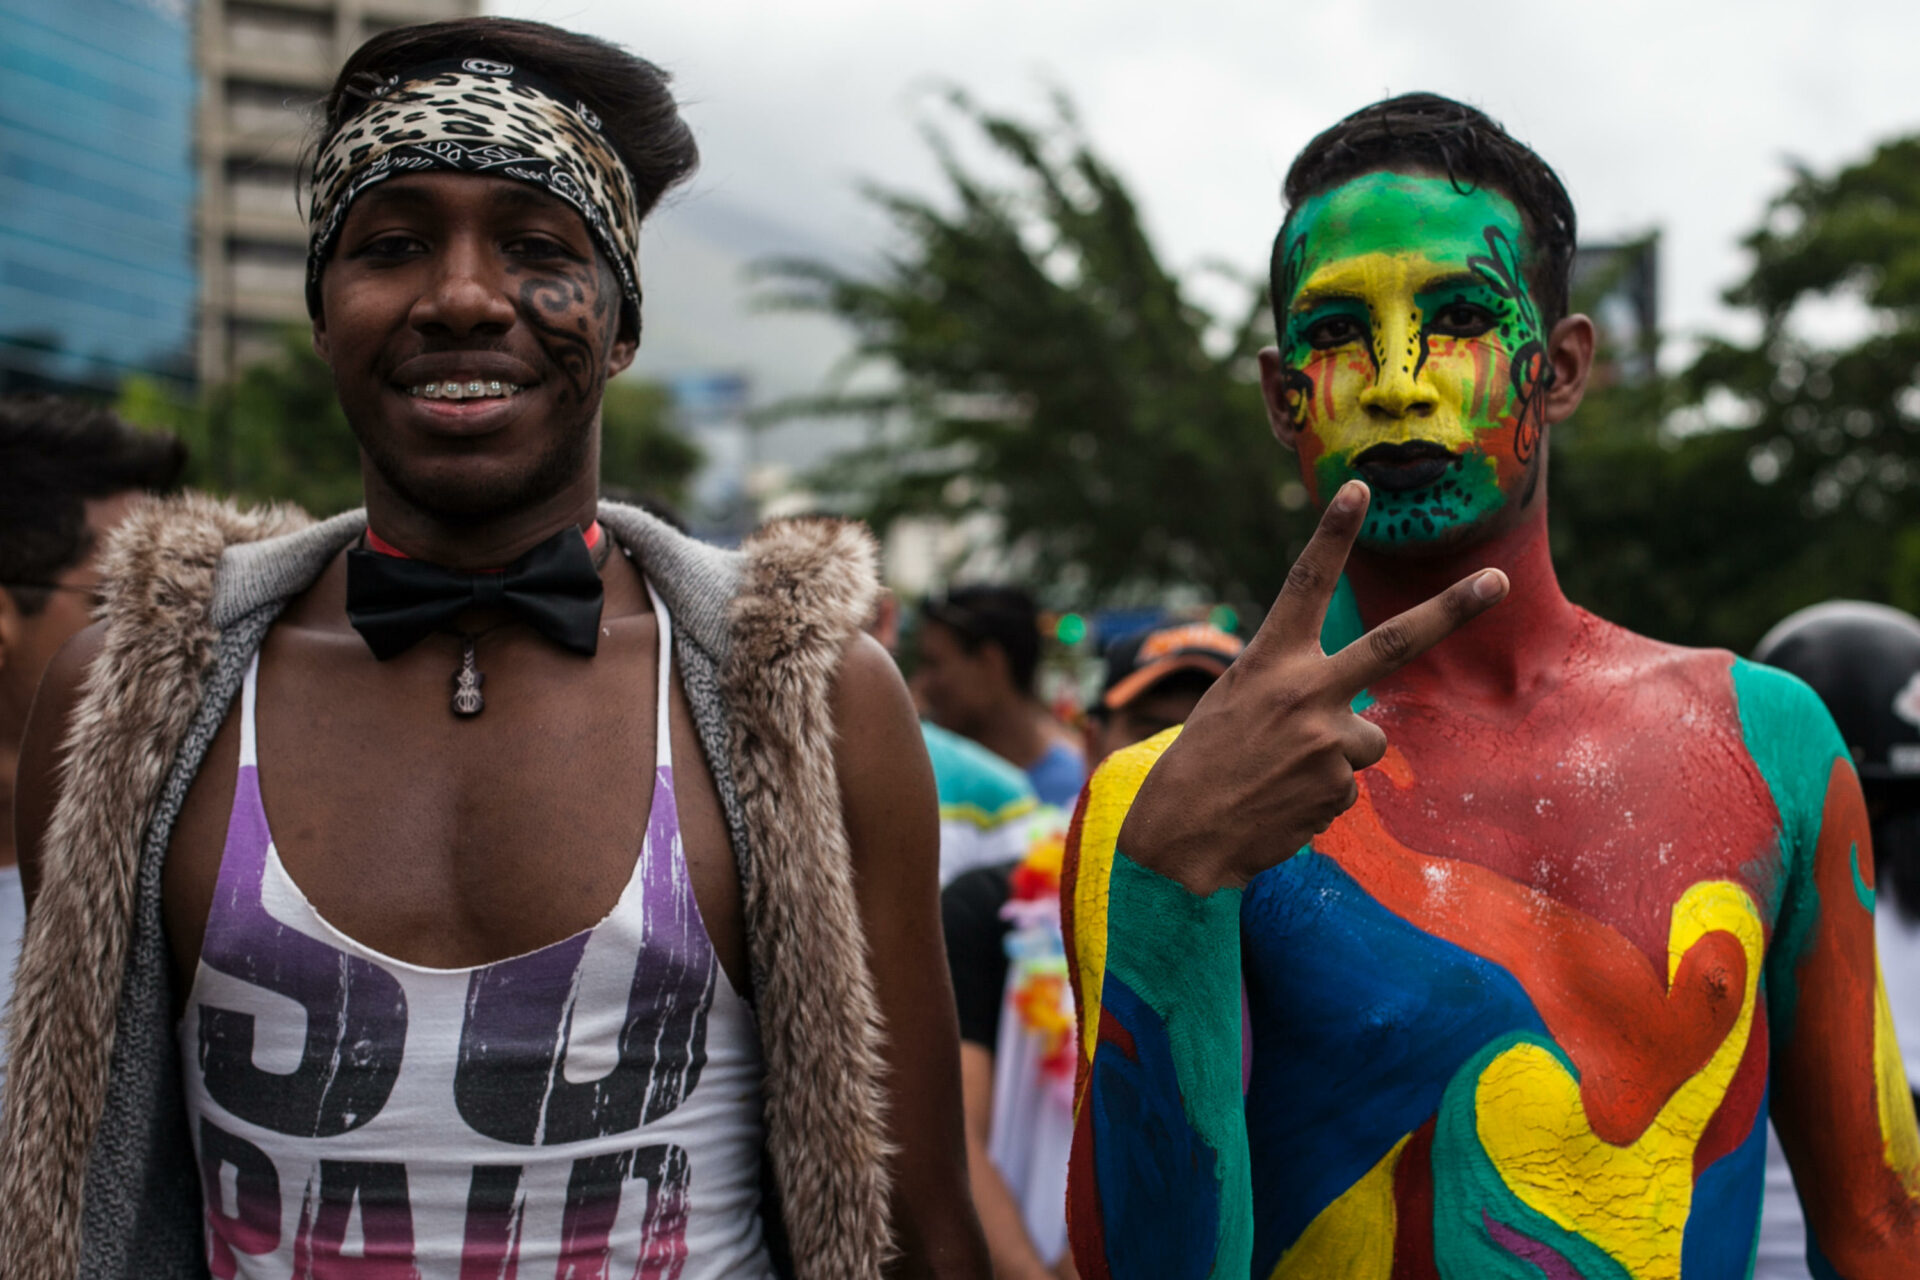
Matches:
[1099,621,1244,710]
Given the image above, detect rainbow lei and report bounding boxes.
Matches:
[1003,817,1078,1095]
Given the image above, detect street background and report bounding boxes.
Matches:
[9,0,1920,675]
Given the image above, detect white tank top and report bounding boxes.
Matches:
[179,581,775,1278]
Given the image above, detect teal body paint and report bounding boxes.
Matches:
[1320,575,1375,713]
[1731,656,1852,1041]
[1098,852,1252,1278]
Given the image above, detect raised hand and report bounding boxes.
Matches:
[1114,480,1508,895]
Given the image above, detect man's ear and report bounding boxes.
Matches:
[0,586,21,676]
[607,306,639,378]
[1543,314,1596,426]
[311,313,331,366]
[607,333,638,378]
[978,641,1012,690]
[1258,347,1301,451]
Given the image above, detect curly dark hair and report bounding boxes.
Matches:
[314,18,699,226]
[0,396,185,615]
[1270,92,1577,334]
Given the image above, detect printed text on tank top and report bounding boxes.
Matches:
[178,580,775,1278]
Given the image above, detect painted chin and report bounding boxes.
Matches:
[1336,450,1517,551]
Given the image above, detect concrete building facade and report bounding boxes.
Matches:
[194,0,477,385]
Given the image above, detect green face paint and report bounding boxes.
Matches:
[1274,172,1551,549]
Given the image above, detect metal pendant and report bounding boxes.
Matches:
[451,637,485,716]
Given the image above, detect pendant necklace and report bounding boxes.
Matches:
[440,532,614,719]
[445,619,512,717]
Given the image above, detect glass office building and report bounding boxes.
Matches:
[0,0,196,394]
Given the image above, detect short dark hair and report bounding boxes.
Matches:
[316,18,699,226]
[1271,92,1577,334]
[0,396,185,615]
[921,585,1042,696]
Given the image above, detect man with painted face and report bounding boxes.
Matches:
[0,18,986,1280]
[1062,94,1920,1278]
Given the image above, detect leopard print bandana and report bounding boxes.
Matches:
[306,58,643,325]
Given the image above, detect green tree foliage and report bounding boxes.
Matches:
[768,91,1920,650]
[118,328,701,518]
[758,92,1304,607]
[1549,377,1814,650]
[600,378,704,511]
[117,328,362,516]
[1664,136,1920,643]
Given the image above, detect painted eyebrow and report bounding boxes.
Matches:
[1414,272,1489,296]
[1291,271,1494,313]
[1289,286,1369,312]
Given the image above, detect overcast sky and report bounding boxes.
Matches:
[493,0,1920,417]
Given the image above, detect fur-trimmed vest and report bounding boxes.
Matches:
[0,497,893,1280]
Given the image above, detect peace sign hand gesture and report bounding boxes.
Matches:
[1114,480,1508,896]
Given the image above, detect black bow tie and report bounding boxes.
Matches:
[345,525,605,661]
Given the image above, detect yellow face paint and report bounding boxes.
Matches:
[1276,172,1551,549]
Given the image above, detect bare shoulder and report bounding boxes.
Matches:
[830,629,910,717]
[829,632,938,871]
[830,632,930,780]
[1574,606,1747,705]
[31,616,106,714]
[14,620,109,908]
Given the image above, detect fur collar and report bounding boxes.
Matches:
[0,494,310,1280]
[0,497,891,1280]
[724,515,893,1276]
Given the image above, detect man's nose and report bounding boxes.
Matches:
[408,237,515,336]
[1358,310,1440,418]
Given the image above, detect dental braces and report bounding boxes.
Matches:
[410,380,524,399]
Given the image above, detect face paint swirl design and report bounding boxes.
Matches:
[1275,173,1552,548]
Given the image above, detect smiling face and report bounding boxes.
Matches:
[1266,171,1552,551]
[313,172,636,523]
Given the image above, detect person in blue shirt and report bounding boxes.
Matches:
[915,586,1087,808]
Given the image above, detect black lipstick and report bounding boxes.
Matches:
[1352,441,1457,492]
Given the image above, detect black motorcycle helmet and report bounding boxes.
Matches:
[1755,601,1920,784]
[1755,599,1920,920]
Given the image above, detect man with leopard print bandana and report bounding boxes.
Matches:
[0,17,988,1280]
[303,56,647,339]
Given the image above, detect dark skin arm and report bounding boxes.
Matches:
[13,620,106,914]
[832,632,992,1277]
[1117,482,1509,893]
